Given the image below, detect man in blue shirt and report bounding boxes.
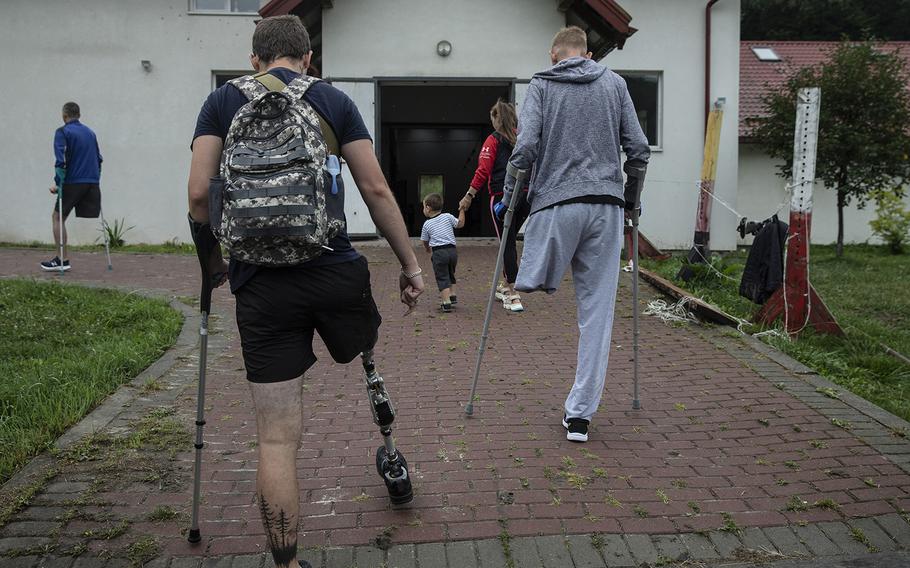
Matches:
[188,15,423,568]
[42,101,103,271]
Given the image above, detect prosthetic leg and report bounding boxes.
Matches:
[360,350,413,505]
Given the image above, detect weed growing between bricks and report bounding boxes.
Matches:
[1,406,189,563]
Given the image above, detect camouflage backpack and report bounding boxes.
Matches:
[209,73,344,266]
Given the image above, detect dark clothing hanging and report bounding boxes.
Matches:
[739,215,788,304]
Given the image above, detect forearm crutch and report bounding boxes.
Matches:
[465,163,530,416]
[55,168,66,276]
[99,208,113,271]
[625,164,647,410]
[186,215,217,544]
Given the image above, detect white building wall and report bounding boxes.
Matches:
[605,0,741,251]
[322,0,563,79]
[0,0,259,245]
[737,144,909,245]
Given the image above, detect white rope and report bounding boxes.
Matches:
[643,297,699,324]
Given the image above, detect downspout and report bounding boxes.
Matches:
[705,0,721,132]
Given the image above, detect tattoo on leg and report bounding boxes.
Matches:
[259,494,298,567]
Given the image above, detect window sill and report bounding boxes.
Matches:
[187,10,259,16]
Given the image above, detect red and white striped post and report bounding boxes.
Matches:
[757,87,843,336]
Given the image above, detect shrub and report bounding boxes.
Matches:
[869,191,910,254]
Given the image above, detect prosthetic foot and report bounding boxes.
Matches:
[361,351,413,505]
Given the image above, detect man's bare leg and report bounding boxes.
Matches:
[250,376,304,568]
[51,211,68,260]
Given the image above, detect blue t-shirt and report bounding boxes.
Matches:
[192,68,372,293]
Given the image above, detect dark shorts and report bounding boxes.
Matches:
[431,245,457,291]
[54,184,101,218]
[234,256,382,383]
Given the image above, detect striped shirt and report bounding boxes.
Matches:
[420,213,458,248]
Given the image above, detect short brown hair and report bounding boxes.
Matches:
[423,193,443,212]
[252,15,311,64]
[551,26,587,58]
[62,102,80,119]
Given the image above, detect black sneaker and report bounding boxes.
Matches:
[441,302,453,313]
[562,415,589,442]
[449,295,458,305]
[40,256,70,272]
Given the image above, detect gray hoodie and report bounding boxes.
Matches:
[502,57,650,214]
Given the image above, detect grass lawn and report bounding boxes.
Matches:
[0,279,183,483]
[0,240,196,255]
[643,245,910,424]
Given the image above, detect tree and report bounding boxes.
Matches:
[742,0,910,41]
[748,42,910,257]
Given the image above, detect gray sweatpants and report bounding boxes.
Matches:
[515,203,623,422]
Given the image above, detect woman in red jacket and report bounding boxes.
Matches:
[459,100,530,312]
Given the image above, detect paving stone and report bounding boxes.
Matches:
[849,517,898,552]
[72,559,111,568]
[536,535,571,568]
[565,534,605,568]
[298,549,322,568]
[0,521,59,538]
[446,541,478,567]
[36,558,76,568]
[597,534,634,567]
[104,560,130,568]
[876,513,910,548]
[415,542,446,568]
[817,521,870,555]
[229,554,265,568]
[680,533,719,560]
[355,545,385,567]
[476,538,506,568]
[740,527,775,554]
[0,537,53,554]
[792,523,839,556]
[652,535,689,563]
[169,558,203,568]
[708,530,743,558]
[623,534,659,565]
[139,559,170,568]
[764,526,810,556]
[202,557,233,568]
[3,556,40,568]
[509,537,544,568]
[386,543,417,568]
[45,482,92,494]
[325,547,354,568]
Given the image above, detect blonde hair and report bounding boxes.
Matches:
[551,26,587,59]
[490,99,517,146]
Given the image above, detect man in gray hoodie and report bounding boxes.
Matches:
[499,25,650,442]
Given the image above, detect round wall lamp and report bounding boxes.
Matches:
[436,40,452,57]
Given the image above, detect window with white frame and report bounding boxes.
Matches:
[617,72,661,148]
[190,0,263,14]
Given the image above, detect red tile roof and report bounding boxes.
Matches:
[739,41,910,138]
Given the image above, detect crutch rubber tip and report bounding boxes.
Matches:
[187,529,201,543]
[632,400,641,410]
[464,403,474,416]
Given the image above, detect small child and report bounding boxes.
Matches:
[420,193,465,312]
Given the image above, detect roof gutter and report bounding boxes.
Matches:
[705,0,721,133]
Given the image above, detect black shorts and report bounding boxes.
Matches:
[234,256,382,383]
[54,184,101,218]
[431,245,457,290]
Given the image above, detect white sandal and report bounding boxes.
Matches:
[495,283,509,300]
[503,294,524,312]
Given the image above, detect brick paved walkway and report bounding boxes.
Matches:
[1,245,909,567]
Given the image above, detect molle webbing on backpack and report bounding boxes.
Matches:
[227,184,315,199]
[254,72,340,156]
[230,147,312,168]
[226,204,317,218]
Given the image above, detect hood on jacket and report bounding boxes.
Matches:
[533,56,606,84]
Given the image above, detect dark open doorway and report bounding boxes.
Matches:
[380,82,512,237]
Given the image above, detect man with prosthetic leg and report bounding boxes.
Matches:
[187,15,422,568]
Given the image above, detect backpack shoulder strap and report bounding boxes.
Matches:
[228,75,268,101]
